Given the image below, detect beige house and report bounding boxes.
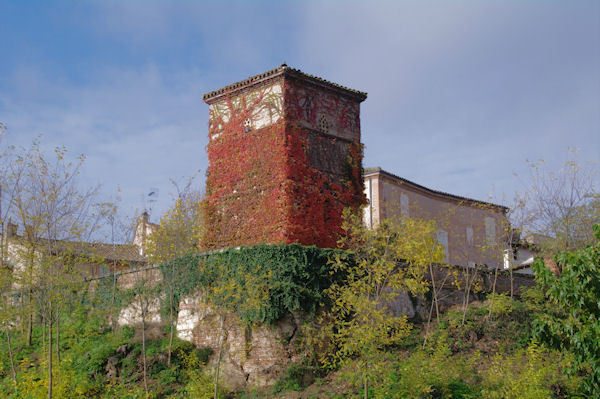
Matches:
[2,213,155,288]
[363,167,510,269]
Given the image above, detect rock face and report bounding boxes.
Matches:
[117,297,162,326]
[177,294,302,390]
[109,263,536,389]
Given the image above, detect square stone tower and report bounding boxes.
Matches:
[202,64,367,249]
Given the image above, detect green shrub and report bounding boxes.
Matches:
[157,367,180,386]
[183,370,226,399]
[120,325,135,340]
[171,339,212,367]
[487,293,513,316]
[120,354,137,380]
[480,341,581,399]
[160,244,347,324]
[272,360,312,393]
[375,334,479,398]
[531,227,600,396]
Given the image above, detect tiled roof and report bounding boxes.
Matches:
[10,235,147,263]
[77,242,147,263]
[203,64,368,103]
[363,167,508,212]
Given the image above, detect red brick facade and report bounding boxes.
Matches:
[202,65,367,249]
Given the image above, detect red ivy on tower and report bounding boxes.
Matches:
[202,65,367,250]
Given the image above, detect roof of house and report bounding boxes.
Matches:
[74,242,147,263]
[203,63,368,104]
[363,167,509,212]
[8,235,147,264]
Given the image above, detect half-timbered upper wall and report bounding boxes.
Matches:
[208,81,284,139]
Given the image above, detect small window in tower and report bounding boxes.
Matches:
[243,118,252,133]
[318,114,329,134]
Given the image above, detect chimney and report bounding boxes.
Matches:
[140,211,150,256]
[7,222,17,238]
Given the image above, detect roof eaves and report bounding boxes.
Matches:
[363,167,508,212]
[203,64,367,104]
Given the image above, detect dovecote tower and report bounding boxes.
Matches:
[202,64,367,249]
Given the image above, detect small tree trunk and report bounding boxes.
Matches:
[111,223,118,332]
[462,280,472,326]
[214,314,226,399]
[487,263,500,319]
[111,264,117,331]
[47,307,53,399]
[428,263,440,322]
[26,289,32,347]
[460,264,469,326]
[423,297,436,348]
[6,330,17,384]
[141,302,149,398]
[168,282,174,366]
[461,266,475,326]
[56,314,60,363]
[363,372,368,399]
[509,267,514,299]
[42,314,46,351]
[19,293,24,335]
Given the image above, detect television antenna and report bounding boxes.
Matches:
[146,187,159,216]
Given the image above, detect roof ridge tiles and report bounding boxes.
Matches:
[203,64,367,103]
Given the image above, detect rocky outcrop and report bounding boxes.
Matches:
[177,294,302,390]
[110,262,536,389]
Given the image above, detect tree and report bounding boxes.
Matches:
[520,154,599,254]
[0,261,17,388]
[532,224,600,396]
[314,208,444,398]
[0,122,21,388]
[127,268,160,398]
[4,141,101,399]
[100,198,137,331]
[146,184,203,366]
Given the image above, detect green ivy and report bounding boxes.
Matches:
[159,244,347,325]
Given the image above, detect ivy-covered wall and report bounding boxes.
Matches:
[203,66,367,250]
[160,244,347,325]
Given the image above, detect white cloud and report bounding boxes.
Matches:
[296,1,600,204]
[0,62,210,221]
[0,0,597,228]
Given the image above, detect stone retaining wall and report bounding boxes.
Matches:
[99,262,535,389]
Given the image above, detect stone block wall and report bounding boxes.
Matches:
[97,261,536,389]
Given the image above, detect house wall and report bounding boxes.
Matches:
[364,172,509,269]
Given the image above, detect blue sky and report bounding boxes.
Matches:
[1,0,598,225]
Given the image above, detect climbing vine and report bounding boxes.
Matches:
[203,77,365,250]
[159,244,347,325]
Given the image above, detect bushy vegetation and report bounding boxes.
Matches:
[159,244,347,325]
[266,222,599,398]
[0,311,214,398]
[273,296,584,399]
[1,224,597,397]
[0,279,592,398]
[531,224,600,395]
